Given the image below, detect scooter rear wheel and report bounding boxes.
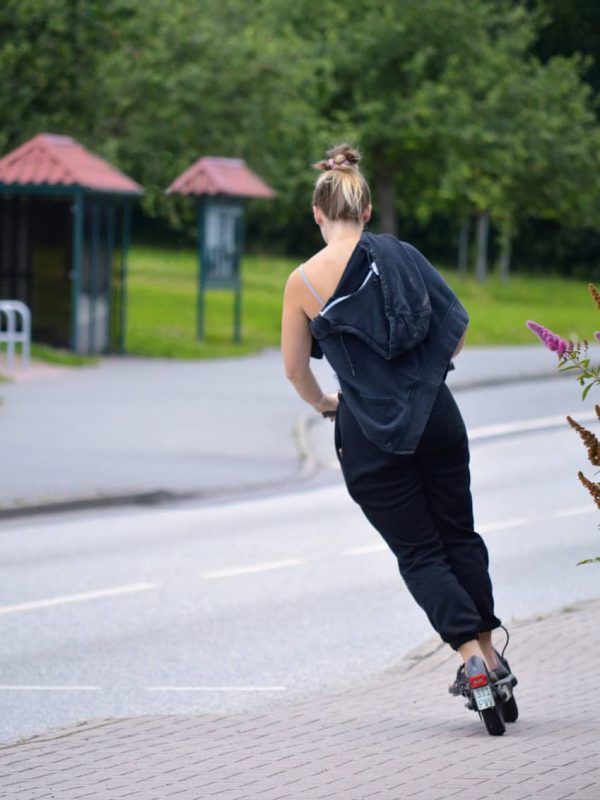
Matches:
[481,705,506,736]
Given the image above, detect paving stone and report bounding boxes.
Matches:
[1,600,599,799]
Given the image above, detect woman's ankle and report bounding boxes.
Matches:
[457,639,485,664]
[478,633,499,671]
[458,636,499,672]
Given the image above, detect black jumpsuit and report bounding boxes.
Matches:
[334,380,501,650]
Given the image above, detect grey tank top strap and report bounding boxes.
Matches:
[299,263,325,306]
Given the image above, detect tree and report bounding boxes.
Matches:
[4,0,600,265]
[0,0,131,153]
[92,0,326,233]
[293,0,600,275]
[308,0,544,237]
[534,0,600,96]
[421,9,600,280]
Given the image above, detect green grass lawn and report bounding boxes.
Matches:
[125,244,600,358]
[126,246,296,358]
[29,344,99,367]
[447,271,600,346]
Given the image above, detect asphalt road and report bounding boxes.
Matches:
[0,344,587,512]
[1,377,599,745]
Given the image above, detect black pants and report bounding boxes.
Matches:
[335,381,501,650]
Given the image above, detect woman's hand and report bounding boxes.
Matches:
[313,392,339,420]
[453,327,467,357]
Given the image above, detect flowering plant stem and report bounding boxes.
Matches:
[557,346,600,401]
[526,281,600,564]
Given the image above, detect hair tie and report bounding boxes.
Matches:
[327,158,351,170]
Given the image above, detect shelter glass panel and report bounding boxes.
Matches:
[30,197,71,348]
[0,195,33,307]
[78,199,113,353]
[110,206,125,352]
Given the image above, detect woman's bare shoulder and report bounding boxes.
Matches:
[285,263,305,282]
[302,248,329,271]
[284,264,306,300]
[285,248,327,285]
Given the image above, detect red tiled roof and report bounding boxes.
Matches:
[0,133,142,194]
[167,157,275,199]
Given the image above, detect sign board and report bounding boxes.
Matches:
[202,201,243,289]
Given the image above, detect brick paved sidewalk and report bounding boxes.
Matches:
[1,600,599,800]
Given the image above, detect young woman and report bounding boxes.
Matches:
[281,143,517,735]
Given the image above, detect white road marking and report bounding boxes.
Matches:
[556,504,596,518]
[343,506,593,557]
[2,504,592,620]
[146,685,287,692]
[203,559,303,579]
[469,411,598,441]
[478,517,529,533]
[0,583,159,615]
[344,543,387,556]
[0,685,100,691]
[322,412,599,471]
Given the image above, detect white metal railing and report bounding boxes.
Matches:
[0,300,31,370]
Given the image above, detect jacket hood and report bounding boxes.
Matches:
[310,232,432,360]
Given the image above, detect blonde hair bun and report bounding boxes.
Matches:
[313,143,361,172]
[311,143,370,223]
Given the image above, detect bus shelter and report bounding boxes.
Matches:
[0,133,142,354]
[167,157,275,342]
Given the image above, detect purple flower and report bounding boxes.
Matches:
[594,331,600,344]
[526,320,573,355]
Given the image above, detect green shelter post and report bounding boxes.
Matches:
[233,202,245,344]
[106,204,116,349]
[90,199,100,353]
[71,190,84,352]
[197,198,206,341]
[118,201,131,354]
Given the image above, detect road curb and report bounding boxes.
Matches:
[0,716,132,750]
[0,477,310,522]
[300,369,584,472]
[4,597,598,752]
[447,366,569,392]
[390,596,600,678]
[0,369,572,521]
[0,489,200,521]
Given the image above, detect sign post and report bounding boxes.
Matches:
[197,196,245,342]
[167,157,274,343]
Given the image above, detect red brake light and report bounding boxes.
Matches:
[469,674,488,689]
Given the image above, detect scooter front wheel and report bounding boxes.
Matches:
[501,694,518,723]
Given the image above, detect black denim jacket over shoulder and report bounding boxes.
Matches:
[309,231,469,454]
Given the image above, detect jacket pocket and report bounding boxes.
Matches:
[358,394,397,424]
[357,394,409,451]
